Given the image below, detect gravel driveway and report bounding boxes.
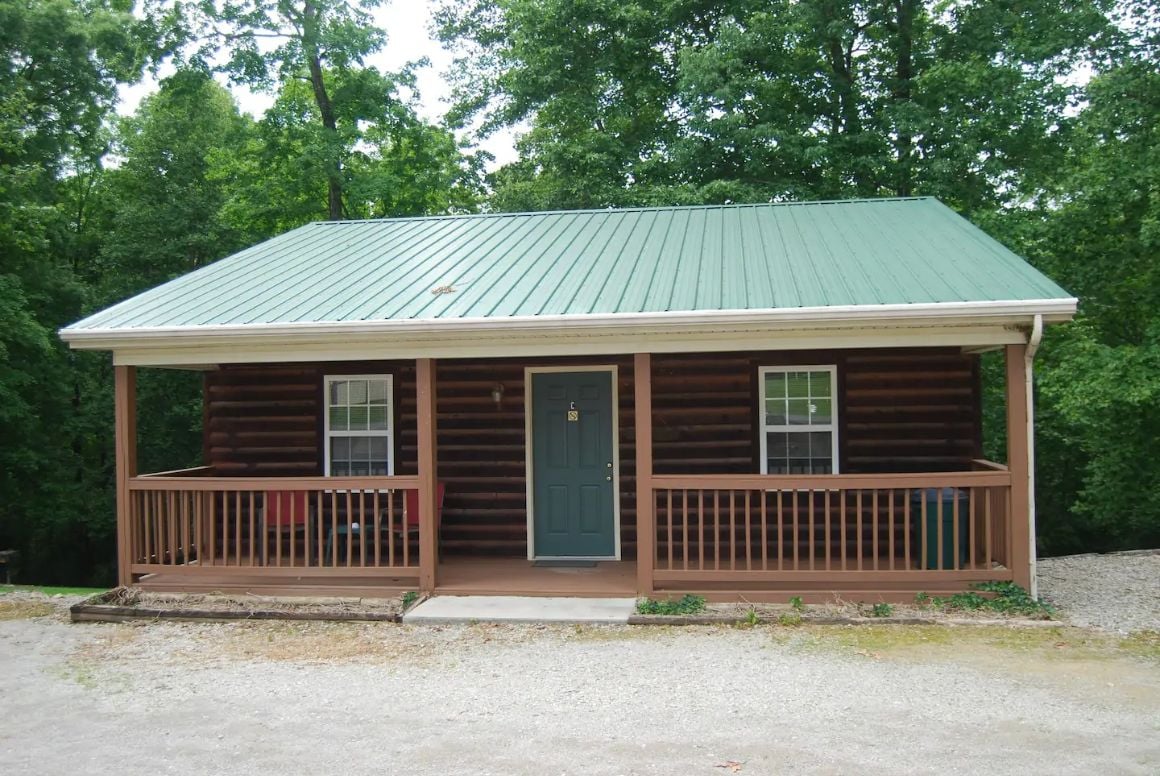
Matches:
[1,598,1157,776]
[1038,551,1160,633]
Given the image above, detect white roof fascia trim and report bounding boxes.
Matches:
[110,324,1031,367]
[61,298,1077,346]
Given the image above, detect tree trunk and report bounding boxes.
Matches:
[303,0,344,220]
[891,0,916,197]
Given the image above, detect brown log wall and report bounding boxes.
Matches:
[203,348,980,558]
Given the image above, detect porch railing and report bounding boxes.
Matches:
[649,469,1012,587]
[126,473,422,579]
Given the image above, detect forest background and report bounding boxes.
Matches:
[1,0,1156,584]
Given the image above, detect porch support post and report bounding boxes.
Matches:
[114,364,138,588]
[634,353,654,595]
[1004,344,1032,590]
[416,358,438,593]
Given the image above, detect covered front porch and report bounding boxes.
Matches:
[113,345,1034,602]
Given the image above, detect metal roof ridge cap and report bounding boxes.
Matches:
[59,298,1079,341]
[306,197,937,225]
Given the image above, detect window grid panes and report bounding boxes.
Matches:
[760,367,837,475]
[324,375,392,476]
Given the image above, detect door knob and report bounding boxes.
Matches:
[605,475,612,481]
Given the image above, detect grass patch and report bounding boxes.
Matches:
[778,623,1160,669]
[1120,631,1160,662]
[635,594,707,616]
[0,584,107,597]
[0,599,55,620]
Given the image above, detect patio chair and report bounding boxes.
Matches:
[399,483,446,538]
[262,490,313,565]
[322,485,445,565]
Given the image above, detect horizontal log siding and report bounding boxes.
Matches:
[204,362,417,478]
[203,348,980,559]
[842,349,981,473]
[430,357,637,558]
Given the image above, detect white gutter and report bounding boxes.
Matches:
[59,298,1078,346]
[1026,313,1044,598]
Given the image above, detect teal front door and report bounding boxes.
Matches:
[530,370,617,558]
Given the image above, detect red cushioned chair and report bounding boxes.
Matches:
[263,490,312,564]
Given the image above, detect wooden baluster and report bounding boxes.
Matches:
[744,490,752,571]
[143,489,153,564]
[759,489,768,571]
[824,490,832,571]
[968,487,977,570]
[252,491,260,567]
[180,490,190,566]
[345,490,353,568]
[330,490,338,567]
[904,489,911,570]
[167,491,177,565]
[402,489,410,568]
[359,490,367,567]
[888,489,896,571]
[207,491,215,566]
[921,490,929,570]
[792,489,799,570]
[871,489,879,571]
[936,487,944,571]
[855,490,863,571]
[697,490,704,571]
[316,491,324,567]
[776,491,784,570]
[291,490,299,567]
[807,489,815,571]
[387,490,396,567]
[839,490,847,571]
[728,489,736,571]
[666,489,673,571]
[682,489,689,571]
[713,490,720,571]
[984,487,993,568]
[952,485,960,571]
[373,489,381,568]
[234,491,242,566]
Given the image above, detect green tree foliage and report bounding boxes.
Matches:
[0,0,166,583]
[438,0,1116,213]
[0,0,484,584]
[186,0,484,221]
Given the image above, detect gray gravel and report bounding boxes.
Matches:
[1,599,1158,776]
[1038,551,1160,634]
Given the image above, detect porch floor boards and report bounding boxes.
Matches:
[435,557,637,598]
[133,556,636,598]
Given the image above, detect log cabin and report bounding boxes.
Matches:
[59,197,1076,602]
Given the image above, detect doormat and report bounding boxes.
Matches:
[533,560,597,568]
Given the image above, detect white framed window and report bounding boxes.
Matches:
[323,374,393,476]
[759,365,839,475]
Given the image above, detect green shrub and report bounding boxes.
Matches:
[934,582,1055,618]
[635,594,707,616]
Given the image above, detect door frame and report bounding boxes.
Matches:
[524,365,621,561]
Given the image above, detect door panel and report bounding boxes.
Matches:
[531,370,616,558]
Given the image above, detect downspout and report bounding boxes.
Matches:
[1025,314,1043,597]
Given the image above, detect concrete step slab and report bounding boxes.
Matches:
[403,595,636,625]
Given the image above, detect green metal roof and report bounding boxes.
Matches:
[64,197,1071,333]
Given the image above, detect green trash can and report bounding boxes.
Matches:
[911,488,970,570]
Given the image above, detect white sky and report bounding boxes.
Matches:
[117,1,519,169]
